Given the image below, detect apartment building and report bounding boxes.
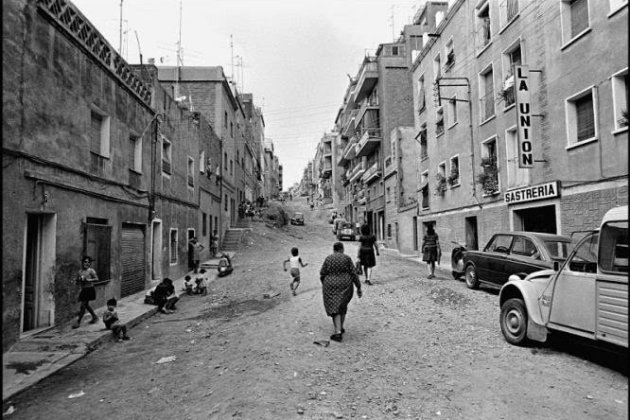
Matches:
[411,0,627,255]
[2,0,222,350]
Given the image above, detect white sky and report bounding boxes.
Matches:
[71,0,431,188]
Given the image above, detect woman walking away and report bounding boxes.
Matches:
[358,224,379,285]
[73,256,99,328]
[422,224,441,279]
[320,242,362,342]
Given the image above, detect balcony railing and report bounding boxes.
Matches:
[343,136,357,161]
[353,58,378,103]
[356,128,382,157]
[362,161,382,184]
[349,160,366,183]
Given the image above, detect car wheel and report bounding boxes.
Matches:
[500,298,528,346]
[464,265,479,289]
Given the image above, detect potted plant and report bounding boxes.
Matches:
[434,173,447,196]
[618,109,628,127]
[447,166,459,186]
[476,157,499,195]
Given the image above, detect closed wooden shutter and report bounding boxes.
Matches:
[570,0,589,38]
[121,224,145,297]
[576,94,595,141]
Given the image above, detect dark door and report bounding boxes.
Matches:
[121,224,146,297]
[517,205,557,234]
[187,230,195,271]
[23,215,41,332]
[465,216,479,250]
[413,217,418,251]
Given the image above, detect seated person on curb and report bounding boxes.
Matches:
[102,298,130,342]
[195,269,208,295]
[153,278,179,314]
[183,275,194,295]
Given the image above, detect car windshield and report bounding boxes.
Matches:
[542,240,572,260]
[341,223,353,229]
[295,213,303,218]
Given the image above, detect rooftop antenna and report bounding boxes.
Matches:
[389,5,395,41]
[230,34,234,84]
[119,0,124,54]
[175,0,184,101]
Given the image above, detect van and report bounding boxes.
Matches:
[499,205,628,348]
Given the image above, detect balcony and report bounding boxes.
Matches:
[355,188,366,205]
[384,155,397,179]
[356,128,381,158]
[341,109,358,137]
[356,97,379,126]
[353,58,378,103]
[342,136,358,162]
[362,161,382,184]
[349,159,366,183]
[322,159,332,177]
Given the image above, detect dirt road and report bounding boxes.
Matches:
[4,197,627,419]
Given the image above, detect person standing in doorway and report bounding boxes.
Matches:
[189,237,204,273]
[422,224,441,279]
[358,224,379,285]
[72,256,99,328]
[210,230,219,258]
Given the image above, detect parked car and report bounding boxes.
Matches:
[499,206,628,348]
[290,212,304,226]
[336,221,356,241]
[462,231,572,289]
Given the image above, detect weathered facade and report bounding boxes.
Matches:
[410,0,628,256]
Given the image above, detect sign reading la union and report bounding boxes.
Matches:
[515,65,533,168]
[504,181,559,204]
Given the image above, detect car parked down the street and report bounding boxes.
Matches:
[336,221,356,241]
[462,231,572,290]
[290,212,304,226]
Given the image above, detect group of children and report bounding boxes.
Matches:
[183,269,209,296]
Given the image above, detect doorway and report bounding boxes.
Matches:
[151,220,162,282]
[513,205,557,234]
[465,216,479,250]
[22,213,56,334]
[413,216,419,251]
[187,229,195,271]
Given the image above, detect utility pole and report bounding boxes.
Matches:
[119,0,124,54]
[230,34,234,83]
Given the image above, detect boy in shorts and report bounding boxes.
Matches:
[283,247,308,296]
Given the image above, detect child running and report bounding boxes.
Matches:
[283,247,308,296]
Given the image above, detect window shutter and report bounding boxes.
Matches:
[576,94,595,141]
[90,112,101,154]
[570,0,589,37]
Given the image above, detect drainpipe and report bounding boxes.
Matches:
[466,78,482,209]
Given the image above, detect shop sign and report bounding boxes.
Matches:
[515,65,533,168]
[504,181,559,205]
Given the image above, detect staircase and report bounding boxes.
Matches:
[234,217,252,229]
[221,228,244,251]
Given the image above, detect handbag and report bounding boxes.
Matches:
[355,260,363,275]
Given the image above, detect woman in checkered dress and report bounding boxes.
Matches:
[319,242,362,342]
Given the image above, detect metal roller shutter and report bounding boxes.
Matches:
[121,224,145,297]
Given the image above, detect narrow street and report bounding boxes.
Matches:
[5,198,627,420]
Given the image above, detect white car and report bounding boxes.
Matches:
[499,205,628,348]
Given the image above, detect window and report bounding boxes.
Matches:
[567,232,599,273]
[199,151,205,173]
[237,150,240,165]
[224,194,228,211]
[433,53,442,81]
[230,159,233,176]
[419,124,428,160]
[421,170,430,209]
[481,137,500,194]
[565,87,597,146]
[561,0,591,46]
[224,111,228,128]
[609,0,628,14]
[84,219,111,281]
[162,136,172,175]
[90,108,110,158]
[230,122,234,138]
[485,234,512,253]
[505,126,530,188]
[224,152,228,170]
[386,187,391,202]
[187,157,194,187]
[392,46,399,56]
[417,74,426,113]
[612,68,628,132]
[502,41,522,108]
[448,96,458,127]
[436,107,444,136]
[169,228,178,265]
[129,135,142,173]
[449,156,460,187]
[480,66,495,122]
[202,212,207,236]
[387,224,392,238]
[499,0,519,27]
[476,1,492,50]
[445,39,455,71]
[511,237,539,258]
[600,221,628,274]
